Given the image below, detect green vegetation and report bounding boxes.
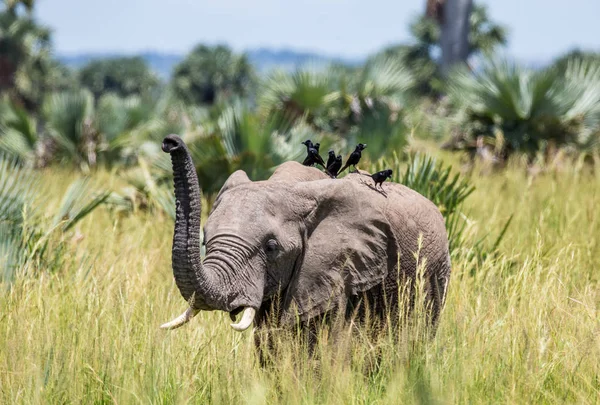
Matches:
[444,57,600,161]
[79,57,159,100]
[1,0,600,403]
[0,155,109,283]
[0,0,73,111]
[0,0,598,174]
[551,49,600,75]
[375,4,508,97]
[258,58,414,158]
[172,44,255,105]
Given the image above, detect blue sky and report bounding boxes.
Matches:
[36,0,599,61]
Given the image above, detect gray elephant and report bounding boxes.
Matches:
[160,134,451,337]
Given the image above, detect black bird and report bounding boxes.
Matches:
[326,154,343,178]
[314,143,324,165]
[301,140,326,168]
[301,139,314,165]
[302,139,314,149]
[326,149,336,169]
[367,169,393,189]
[339,143,367,174]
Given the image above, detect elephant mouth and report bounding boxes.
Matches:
[228,306,245,321]
[228,307,257,331]
[161,305,256,331]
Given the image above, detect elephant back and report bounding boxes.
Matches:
[269,161,330,183]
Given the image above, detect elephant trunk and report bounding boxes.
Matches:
[162,134,211,310]
[160,134,255,332]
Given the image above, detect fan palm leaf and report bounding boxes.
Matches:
[43,89,95,166]
[258,66,337,129]
[0,96,37,161]
[446,57,600,157]
[0,154,37,280]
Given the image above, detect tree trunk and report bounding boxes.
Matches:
[426,0,445,24]
[440,0,473,74]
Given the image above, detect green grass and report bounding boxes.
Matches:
[1,161,600,404]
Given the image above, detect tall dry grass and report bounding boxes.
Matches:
[1,161,599,404]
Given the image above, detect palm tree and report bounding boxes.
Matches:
[258,59,414,158]
[551,49,600,75]
[4,0,35,12]
[468,5,508,58]
[42,90,97,169]
[79,57,159,100]
[342,58,414,157]
[445,57,600,160]
[376,3,507,96]
[258,67,335,132]
[0,0,52,110]
[171,45,255,105]
[0,95,38,162]
[187,101,306,193]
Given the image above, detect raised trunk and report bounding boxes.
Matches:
[167,139,208,308]
[162,135,256,330]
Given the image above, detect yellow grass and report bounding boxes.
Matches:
[1,162,600,404]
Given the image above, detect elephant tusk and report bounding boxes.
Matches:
[160,307,200,330]
[230,307,256,332]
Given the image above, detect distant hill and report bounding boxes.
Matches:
[58,48,363,78]
[246,48,362,73]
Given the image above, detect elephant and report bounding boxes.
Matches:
[159,134,451,340]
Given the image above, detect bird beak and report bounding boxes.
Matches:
[363,144,367,148]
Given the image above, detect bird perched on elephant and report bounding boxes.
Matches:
[301,140,326,168]
[326,154,343,178]
[160,134,451,341]
[365,169,393,189]
[326,149,336,169]
[339,143,367,174]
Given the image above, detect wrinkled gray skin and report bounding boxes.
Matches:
[161,134,451,336]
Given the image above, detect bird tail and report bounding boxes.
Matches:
[338,163,349,174]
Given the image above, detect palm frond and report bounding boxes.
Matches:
[0,154,38,281]
[258,66,336,129]
[53,178,110,231]
[358,57,415,104]
[43,90,95,164]
[0,154,38,229]
[446,56,600,157]
[0,97,38,161]
[399,154,474,216]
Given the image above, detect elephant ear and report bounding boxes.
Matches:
[210,170,251,215]
[214,170,251,200]
[281,183,398,324]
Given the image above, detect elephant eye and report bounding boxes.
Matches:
[265,239,279,253]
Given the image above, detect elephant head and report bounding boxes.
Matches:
[160,135,449,332]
